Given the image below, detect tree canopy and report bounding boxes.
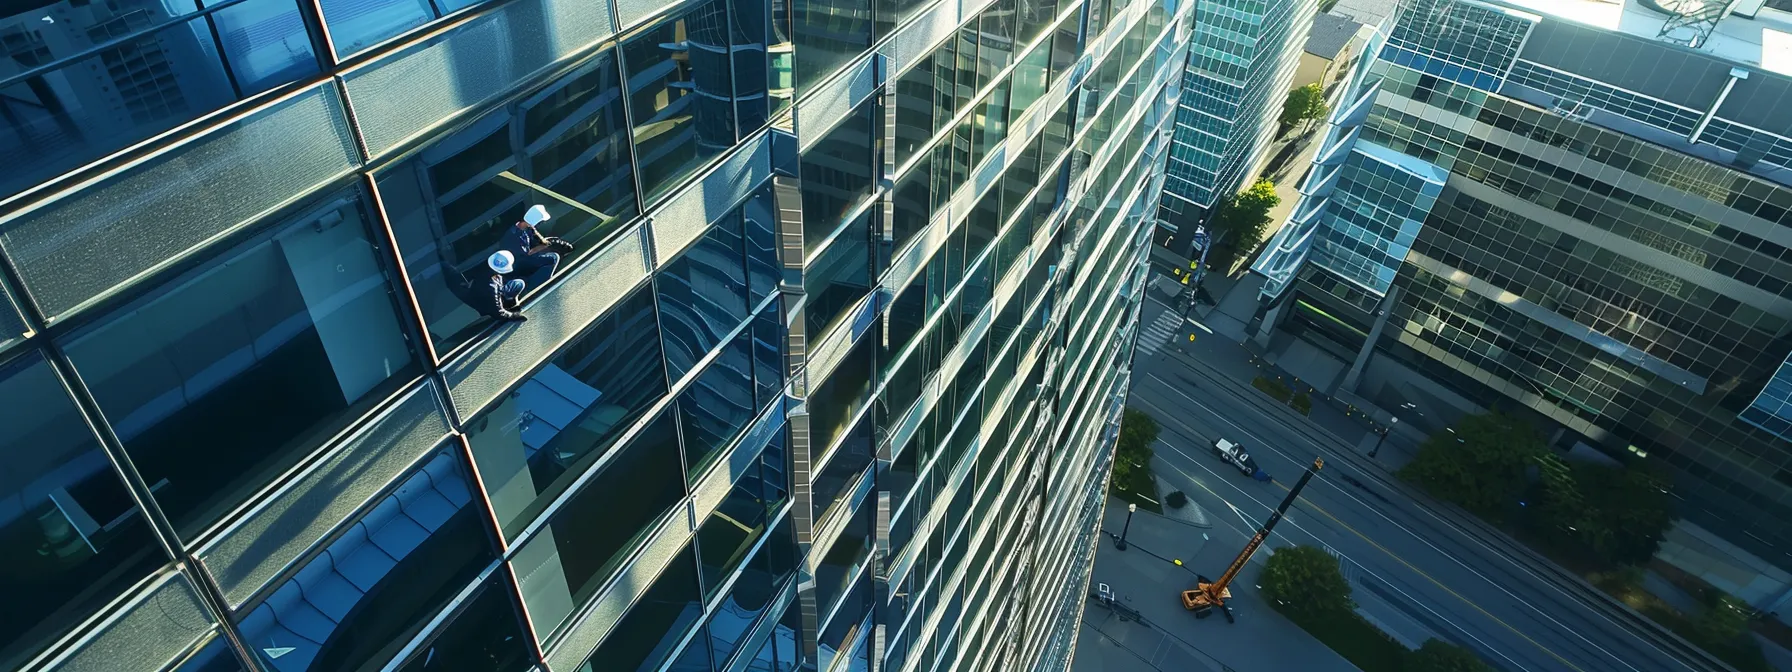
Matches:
[1259,545,1354,621]
[1406,640,1496,672]
[1211,178,1280,254]
[1397,410,1545,515]
[1280,83,1329,129]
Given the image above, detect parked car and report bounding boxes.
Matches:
[1212,439,1270,481]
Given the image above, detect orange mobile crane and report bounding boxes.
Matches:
[1181,456,1324,622]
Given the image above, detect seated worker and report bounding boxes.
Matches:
[479,205,577,323]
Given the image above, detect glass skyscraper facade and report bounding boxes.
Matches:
[1157,0,1317,236]
[1256,0,1792,564]
[0,0,1188,668]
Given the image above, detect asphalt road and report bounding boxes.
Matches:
[1126,306,1715,672]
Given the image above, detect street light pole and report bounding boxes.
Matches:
[1116,502,1138,550]
[1369,416,1397,458]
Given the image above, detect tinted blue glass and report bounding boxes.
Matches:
[791,0,872,91]
[210,0,320,94]
[235,450,491,671]
[379,47,636,354]
[759,428,790,512]
[396,579,532,671]
[743,186,780,307]
[625,0,737,203]
[729,0,772,133]
[812,500,869,621]
[804,210,871,338]
[752,308,783,409]
[65,190,419,534]
[317,0,434,56]
[0,6,236,201]
[817,564,871,671]
[541,406,687,626]
[798,102,876,251]
[0,351,165,669]
[808,333,870,459]
[659,214,749,383]
[677,330,756,479]
[173,636,247,671]
[704,546,772,668]
[581,543,704,672]
[810,415,871,520]
[696,466,769,597]
[669,627,713,672]
[465,288,668,538]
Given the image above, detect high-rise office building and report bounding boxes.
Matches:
[0,0,1188,668]
[1157,0,1318,245]
[1255,0,1792,570]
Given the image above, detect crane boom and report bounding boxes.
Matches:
[1182,457,1324,619]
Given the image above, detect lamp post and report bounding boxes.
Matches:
[1369,416,1397,458]
[1116,503,1138,550]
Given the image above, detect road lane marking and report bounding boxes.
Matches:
[1153,441,1532,671]
[1136,372,1683,670]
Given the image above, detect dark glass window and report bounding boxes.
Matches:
[892,155,933,254]
[893,56,937,167]
[811,415,872,521]
[0,351,164,669]
[752,308,785,411]
[730,0,774,133]
[791,0,873,92]
[580,543,704,672]
[465,288,667,538]
[971,84,1009,166]
[65,190,419,534]
[977,0,1016,79]
[696,469,771,597]
[659,213,750,382]
[1017,0,1058,44]
[529,407,687,637]
[173,636,247,672]
[883,274,926,372]
[813,502,871,617]
[0,5,246,201]
[378,48,637,354]
[804,211,872,338]
[235,450,492,671]
[626,0,738,203]
[799,102,877,251]
[817,565,872,671]
[678,330,757,480]
[395,579,533,672]
[212,0,320,93]
[743,185,781,307]
[759,426,791,513]
[669,629,713,672]
[807,335,872,458]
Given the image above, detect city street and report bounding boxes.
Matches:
[1101,290,1723,672]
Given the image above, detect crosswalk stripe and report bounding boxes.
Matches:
[1134,310,1183,358]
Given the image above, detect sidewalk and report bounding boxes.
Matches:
[1077,497,1360,672]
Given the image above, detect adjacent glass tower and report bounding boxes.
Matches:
[1157,0,1319,240]
[1256,0,1792,565]
[0,0,1190,668]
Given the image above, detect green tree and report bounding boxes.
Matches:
[1280,83,1329,131]
[1575,461,1675,566]
[1406,639,1495,672]
[1259,545,1354,621]
[1696,595,1752,646]
[1210,179,1280,254]
[1398,411,1545,515]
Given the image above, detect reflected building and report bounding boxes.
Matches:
[0,0,1190,668]
[1156,0,1318,248]
[1254,0,1792,589]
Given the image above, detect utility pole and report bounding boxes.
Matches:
[1182,226,1211,321]
[1369,416,1397,458]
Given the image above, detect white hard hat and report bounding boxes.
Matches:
[523,204,551,225]
[488,250,515,274]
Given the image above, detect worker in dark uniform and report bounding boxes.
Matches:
[478,204,576,322]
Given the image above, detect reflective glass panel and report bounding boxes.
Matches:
[743,185,781,307]
[65,190,419,534]
[465,288,667,538]
[659,214,749,383]
[395,578,533,672]
[0,351,165,669]
[520,406,686,637]
[730,0,773,134]
[696,466,770,597]
[810,415,870,521]
[752,309,784,410]
[210,0,320,94]
[625,0,738,203]
[803,210,871,338]
[677,330,756,479]
[234,450,491,671]
[580,543,704,672]
[799,101,877,251]
[378,48,636,354]
[791,0,872,92]
[316,0,434,56]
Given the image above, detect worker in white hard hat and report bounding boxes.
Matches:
[501,204,574,278]
[481,250,529,322]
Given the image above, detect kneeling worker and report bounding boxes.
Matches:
[481,204,576,322]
